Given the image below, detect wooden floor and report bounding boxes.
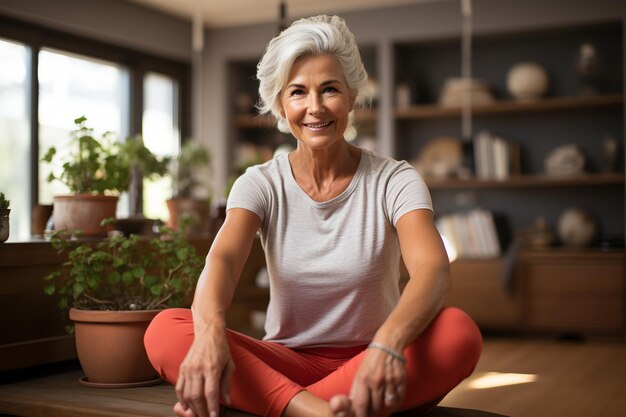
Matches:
[440,336,626,417]
[0,336,624,417]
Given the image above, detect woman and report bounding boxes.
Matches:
[144,15,482,417]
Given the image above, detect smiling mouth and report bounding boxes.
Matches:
[304,121,333,129]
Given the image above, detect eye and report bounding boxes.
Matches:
[289,88,305,96]
[323,86,339,93]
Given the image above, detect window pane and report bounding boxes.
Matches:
[142,72,180,221]
[0,38,31,240]
[38,48,129,215]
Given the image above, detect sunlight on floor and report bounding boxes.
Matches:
[468,372,539,389]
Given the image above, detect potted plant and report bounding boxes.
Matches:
[166,140,212,234]
[42,116,170,236]
[44,222,204,387]
[0,192,10,243]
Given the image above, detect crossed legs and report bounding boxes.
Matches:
[144,307,482,417]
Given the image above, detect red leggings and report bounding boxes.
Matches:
[144,307,482,417]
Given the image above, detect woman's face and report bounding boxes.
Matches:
[279,54,355,151]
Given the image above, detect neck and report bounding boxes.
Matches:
[289,142,361,199]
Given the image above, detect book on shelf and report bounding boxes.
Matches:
[435,209,511,260]
[473,131,521,180]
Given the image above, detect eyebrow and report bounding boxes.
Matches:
[286,79,342,89]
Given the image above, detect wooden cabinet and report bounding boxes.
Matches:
[520,250,625,332]
[443,249,625,335]
[0,240,77,372]
[445,259,522,329]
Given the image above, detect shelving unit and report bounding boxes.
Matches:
[426,172,624,190]
[392,21,625,334]
[225,20,625,336]
[395,93,623,119]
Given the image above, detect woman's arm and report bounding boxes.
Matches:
[350,208,450,417]
[176,208,262,417]
[374,208,450,350]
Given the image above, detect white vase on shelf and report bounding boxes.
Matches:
[507,62,549,101]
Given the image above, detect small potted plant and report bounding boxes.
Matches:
[166,140,212,234]
[42,116,170,236]
[44,221,204,387]
[0,192,10,243]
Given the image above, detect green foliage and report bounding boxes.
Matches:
[173,140,211,198]
[44,224,204,312]
[118,134,171,181]
[0,192,9,210]
[42,116,170,195]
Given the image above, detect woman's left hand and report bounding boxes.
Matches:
[349,346,407,417]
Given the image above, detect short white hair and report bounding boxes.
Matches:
[256,15,368,134]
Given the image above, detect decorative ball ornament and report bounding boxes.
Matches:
[557,208,597,248]
[507,62,549,101]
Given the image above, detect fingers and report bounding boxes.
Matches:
[350,378,370,417]
[220,360,235,405]
[190,375,211,417]
[383,359,398,408]
[384,360,406,410]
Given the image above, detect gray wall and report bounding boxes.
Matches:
[201,0,626,197]
[0,0,192,61]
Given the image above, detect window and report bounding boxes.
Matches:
[0,38,31,240]
[0,16,190,240]
[38,48,130,206]
[143,72,181,221]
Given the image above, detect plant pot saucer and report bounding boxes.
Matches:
[79,375,163,389]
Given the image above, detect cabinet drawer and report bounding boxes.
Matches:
[446,260,522,328]
[526,262,624,295]
[527,295,623,330]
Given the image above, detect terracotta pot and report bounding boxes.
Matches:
[166,197,211,234]
[32,204,53,236]
[69,308,161,387]
[0,208,9,243]
[53,195,118,236]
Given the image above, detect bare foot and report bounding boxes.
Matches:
[328,395,354,417]
[173,402,197,417]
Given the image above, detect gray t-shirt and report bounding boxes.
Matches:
[227,148,432,348]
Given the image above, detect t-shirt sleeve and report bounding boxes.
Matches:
[226,168,268,224]
[385,161,433,227]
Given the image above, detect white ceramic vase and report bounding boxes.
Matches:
[507,62,549,101]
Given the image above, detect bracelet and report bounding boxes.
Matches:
[367,342,406,364]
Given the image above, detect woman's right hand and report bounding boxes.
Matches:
[175,320,235,417]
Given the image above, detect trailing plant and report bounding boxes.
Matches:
[0,192,9,210]
[44,221,204,313]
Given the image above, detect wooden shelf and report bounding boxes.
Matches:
[425,173,625,190]
[395,94,624,120]
[234,109,377,129]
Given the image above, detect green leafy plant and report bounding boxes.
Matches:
[0,192,9,210]
[44,222,204,313]
[42,116,170,196]
[172,140,211,198]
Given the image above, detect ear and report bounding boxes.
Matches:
[348,93,356,113]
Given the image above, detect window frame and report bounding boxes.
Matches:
[0,14,191,217]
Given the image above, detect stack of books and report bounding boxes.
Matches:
[436,209,510,259]
[473,131,521,180]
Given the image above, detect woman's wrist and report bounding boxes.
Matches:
[367,342,406,364]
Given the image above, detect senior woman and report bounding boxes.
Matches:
[144,15,481,417]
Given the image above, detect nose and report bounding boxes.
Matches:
[307,92,325,115]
